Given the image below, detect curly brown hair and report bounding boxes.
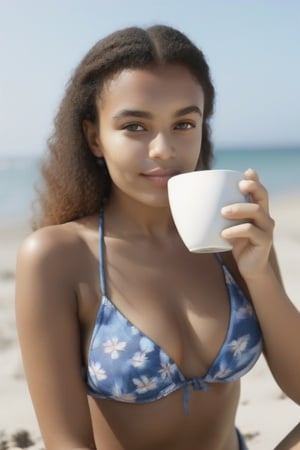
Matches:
[32,25,215,229]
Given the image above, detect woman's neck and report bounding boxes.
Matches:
[104,191,176,240]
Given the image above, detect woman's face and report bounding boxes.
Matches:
[90,64,204,208]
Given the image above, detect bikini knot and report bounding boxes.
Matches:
[183,377,209,415]
[191,377,209,392]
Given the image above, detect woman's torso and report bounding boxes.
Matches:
[68,212,261,449]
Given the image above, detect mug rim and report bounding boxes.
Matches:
[168,169,244,184]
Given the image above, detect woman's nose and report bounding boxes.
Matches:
[148,133,175,160]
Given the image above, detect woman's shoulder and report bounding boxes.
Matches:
[17,214,99,275]
[19,221,80,260]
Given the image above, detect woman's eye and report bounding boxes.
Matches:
[123,123,145,132]
[175,122,195,130]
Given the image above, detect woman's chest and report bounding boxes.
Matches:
[78,243,232,380]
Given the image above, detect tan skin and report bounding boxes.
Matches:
[275,424,300,450]
[15,65,300,450]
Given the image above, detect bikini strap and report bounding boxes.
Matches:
[215,252,224,265]
[98,208,107,297]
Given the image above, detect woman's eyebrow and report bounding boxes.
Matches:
[112,105,202,121]
[174,106,202,117]
[112,110,152,120]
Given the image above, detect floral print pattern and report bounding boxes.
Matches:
[103,337,126,359]
[86,261,263,405]
[229,335,250,356]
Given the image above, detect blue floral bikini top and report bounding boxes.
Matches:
[85,210,263,414]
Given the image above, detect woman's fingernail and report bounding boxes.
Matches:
[221,206,232,215]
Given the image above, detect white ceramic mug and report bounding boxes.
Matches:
[167,169,247,253]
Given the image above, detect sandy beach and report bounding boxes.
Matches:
[0,193,299,449]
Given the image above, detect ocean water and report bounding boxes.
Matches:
[0,147,299,222]
[212,147,300,196]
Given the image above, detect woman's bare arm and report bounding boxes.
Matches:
[221,170,300,404]
[244,260,300,403]
[15,226,96,450]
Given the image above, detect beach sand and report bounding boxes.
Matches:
[0,193,299,449]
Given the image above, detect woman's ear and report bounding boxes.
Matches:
[82,120,102,157]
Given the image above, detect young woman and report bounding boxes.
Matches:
[15,25,300,450]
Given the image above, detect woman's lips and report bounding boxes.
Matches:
[141,169,179,187]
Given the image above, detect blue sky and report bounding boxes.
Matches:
[0,0,299,156]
